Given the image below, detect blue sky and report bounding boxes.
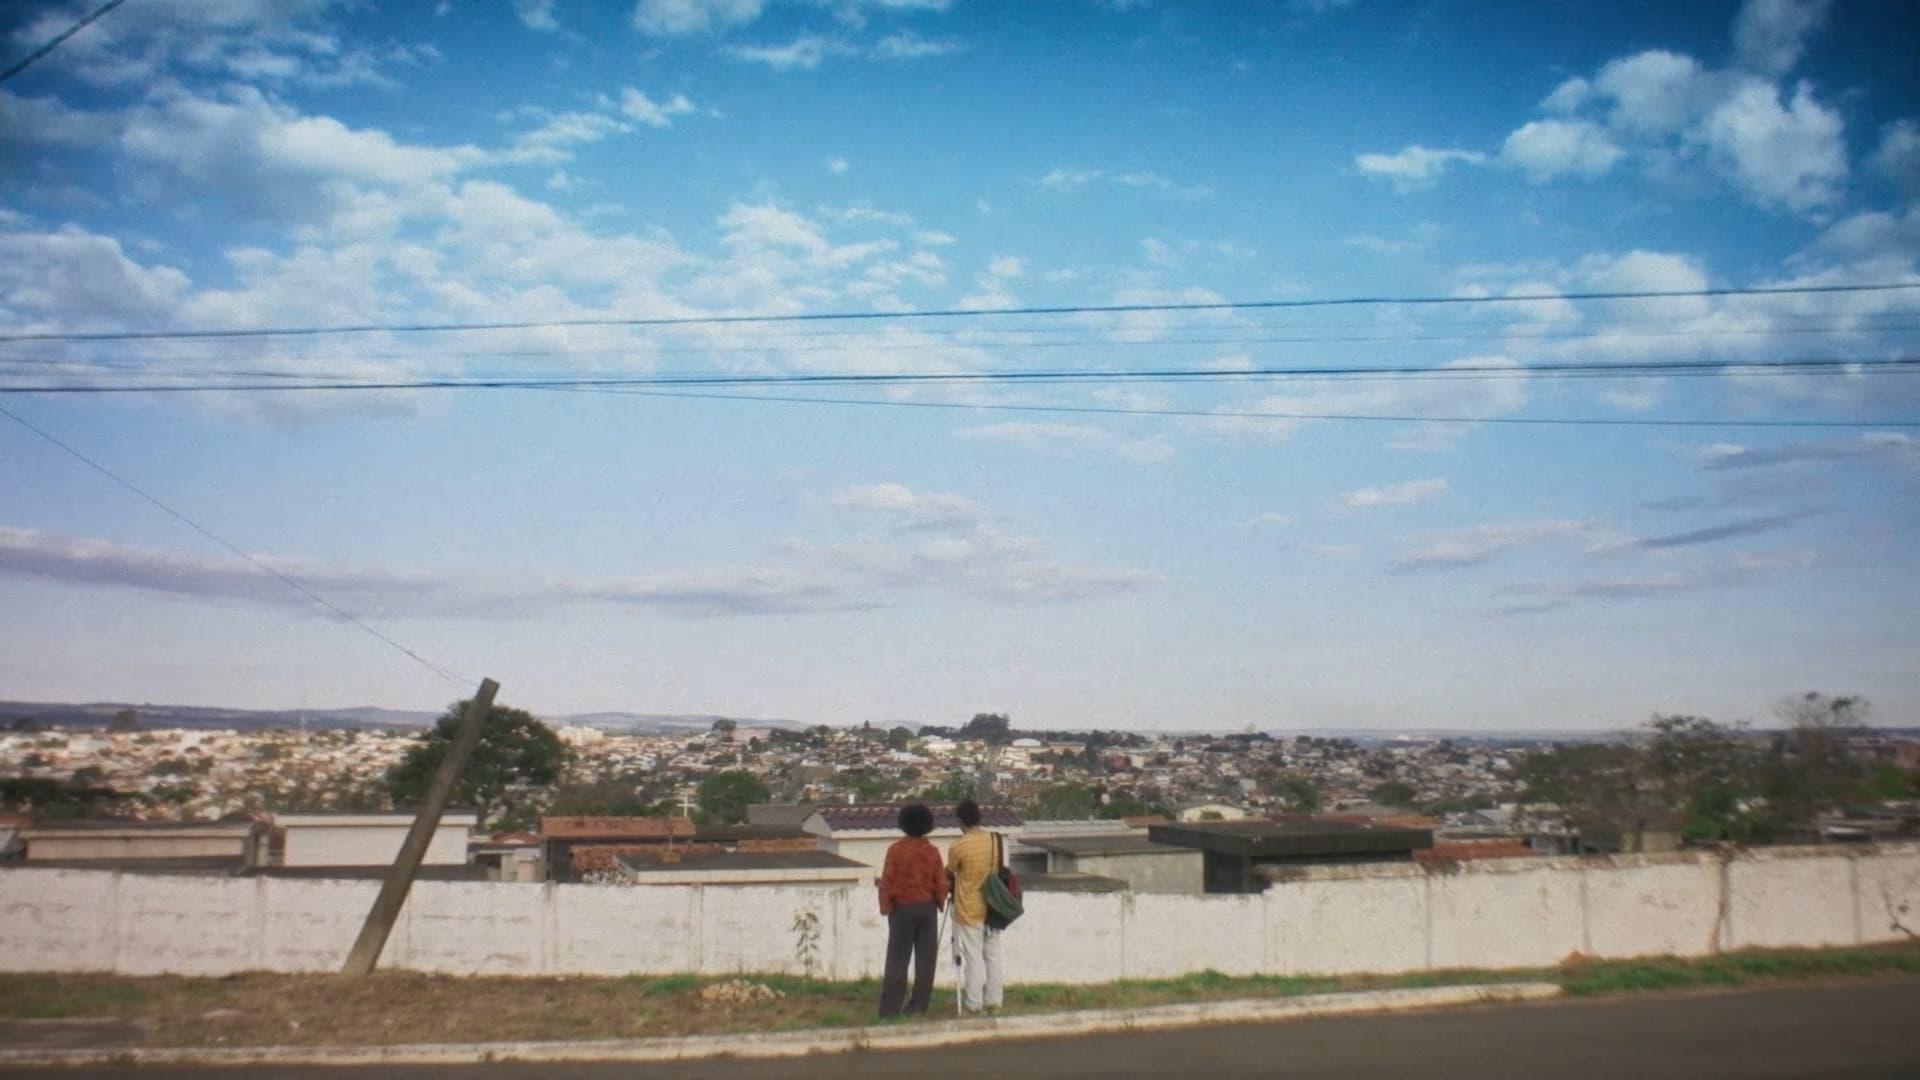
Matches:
[1,0,1916,731]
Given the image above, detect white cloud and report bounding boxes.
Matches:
[1698,77,1846,213]
[632,0,766,36]
[1732,0,1831,76]
[1594,50,1708,135]
[619,88,699,128]
[827,156,850,174]
[1344,224,1440,256]
[1816,206,1920,262]
[1354,145,1487,192]
[1205,355,1529,446]
[1541,77,1591,114]
[1247,513,1293,527]
[986,255,1024,279]
[831,483,988,529]
[873,31,963,59]
[1870,119,1920,196]
[723,33,857,70]
[501,110,631,165]
[0,225,191,333]
[1700,433,1919,472]
[1038,167,1210,200]
[1,0,409,89]
[1393,519,1600,570]
[1340,478,1449,509]
[1040,167,1104,191]
[514,0,560,31]
[1500,119,1624,181]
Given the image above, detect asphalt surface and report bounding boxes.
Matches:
[5,979,1917,1080]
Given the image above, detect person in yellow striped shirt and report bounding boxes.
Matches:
[944,799,1003,1013]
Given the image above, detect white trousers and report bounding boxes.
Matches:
[954,921,1003,1011]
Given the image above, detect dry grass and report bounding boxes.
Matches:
[1,941,1915,1049]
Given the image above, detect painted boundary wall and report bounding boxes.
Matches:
[2,844,1915,982]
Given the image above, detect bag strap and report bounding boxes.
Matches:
[992,830,1003,870]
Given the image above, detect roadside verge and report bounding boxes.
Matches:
[0,981,1560,1069]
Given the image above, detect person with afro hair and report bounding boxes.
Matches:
[876,802,947,1017]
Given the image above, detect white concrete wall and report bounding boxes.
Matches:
[3,844,1915,982]
[282,823,470,867]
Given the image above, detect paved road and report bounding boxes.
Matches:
[8,980,1918,1080]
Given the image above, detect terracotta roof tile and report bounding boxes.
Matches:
[540,816,695,840]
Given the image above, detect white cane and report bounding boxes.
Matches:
[950,903,964,1017]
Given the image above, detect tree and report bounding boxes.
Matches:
[8,716,42,733]
[1517,742,1663,853]
[1,776,134,820]
[1369,781,1418,809]
[710,718,737,739]
[1766,692,1871,825]
[108,708,138,733]
[1644,714,1766,843]
[386,699,570,830]
[1098,793,1156,819]
[958,713,1013,745]
[1027,782,1098,820]
[697,770,771,825]
[1271,773,1323,814]
[886,726,914,750]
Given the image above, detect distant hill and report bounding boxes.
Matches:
[0,700,800,734]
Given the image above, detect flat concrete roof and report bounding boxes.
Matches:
[278,813,477,827]
[1148,820,1433,858]
[1022,835,1188,858]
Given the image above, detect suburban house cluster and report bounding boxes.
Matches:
[0,796,1591,897]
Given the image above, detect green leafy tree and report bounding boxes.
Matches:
[1097,793,1155,819]
[697,770,771,825]
[386,699,570,829]
[1274,773,1323,814]
[1517,742,1662,853]
[886,726,914,751]
[1867,762,1917,800]
[107,708,138,733]
[1644,714,1767,843]
[1,776,134,820]
[1027,782,1098,820]
[1369,781,1418,808]
[958,713,1014,745]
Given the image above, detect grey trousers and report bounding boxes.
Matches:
[878,901,939,1017]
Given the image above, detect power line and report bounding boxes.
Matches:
[0,399,467,687]
[3,281,1916,345]
[537,385,1920,430]
[0,0,130,84]
[1,354,1915,394]
[6,318,1918,373]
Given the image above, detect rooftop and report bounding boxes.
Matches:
[1021,834,1187,858]
[1148,819,1434,858]
[811,802,1023,832]
[277,813,477,827]
[540,816,695,841]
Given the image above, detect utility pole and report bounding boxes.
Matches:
[341,677,498,976]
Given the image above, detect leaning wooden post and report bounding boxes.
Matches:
[341,677,498,975]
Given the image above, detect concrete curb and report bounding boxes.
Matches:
[0,982,1561,1068]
